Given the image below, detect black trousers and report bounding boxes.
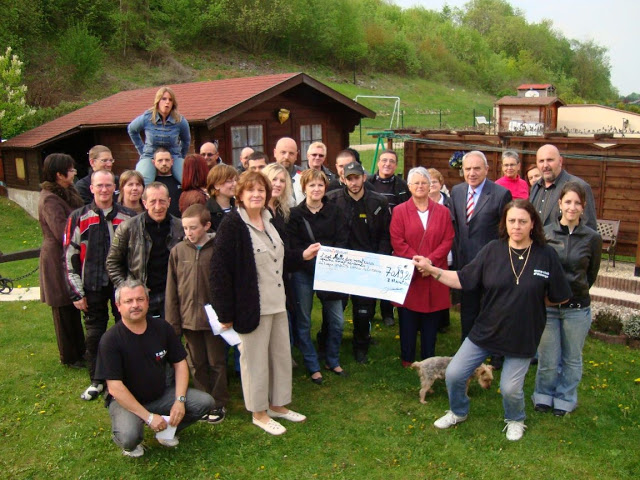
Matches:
[84,285,120,381]
[350,295,376,353]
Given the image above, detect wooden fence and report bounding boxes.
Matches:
[402,133,640,259]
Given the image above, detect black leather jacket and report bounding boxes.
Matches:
[544,220,602,306]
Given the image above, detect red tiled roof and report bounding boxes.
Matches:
[495,96,565,106]
[517,84,553,90]
[4,73,373,148]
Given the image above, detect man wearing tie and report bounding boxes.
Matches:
[449,151,512,343]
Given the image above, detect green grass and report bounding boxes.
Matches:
[0,297,638,479]
[0,197,42,289]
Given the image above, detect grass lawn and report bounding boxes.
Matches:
[1,297,639,479]
[0,197,42,289]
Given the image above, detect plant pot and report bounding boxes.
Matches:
[588,329,628,345]
[628,338,640,349]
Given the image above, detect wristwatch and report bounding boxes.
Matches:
[176,395,186,403]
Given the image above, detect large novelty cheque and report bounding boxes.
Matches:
[313,246,413,303]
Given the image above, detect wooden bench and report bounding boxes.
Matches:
[596,219,620,270]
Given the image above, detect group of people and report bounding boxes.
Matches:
[36,84,602,453]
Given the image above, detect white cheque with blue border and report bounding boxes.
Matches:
[313,246,413,304]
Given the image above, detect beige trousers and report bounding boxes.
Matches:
[238,311,292,412]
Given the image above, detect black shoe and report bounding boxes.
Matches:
[202,406,227,424]
[553,408,568,417]
[325,366,348,377]
[383,316,395,327]
[354,351,368,364]
[310,372,323,385]
[530,357,539,365]
[66,359,87,370]
[489,355,503,371]
[534,404,552,413]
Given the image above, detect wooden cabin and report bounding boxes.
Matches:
[1,73,375,205]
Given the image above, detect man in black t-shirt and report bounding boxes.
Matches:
[153,148,182,219]
[326,162,391,363]
[95,280,214,458]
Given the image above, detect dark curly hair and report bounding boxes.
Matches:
[498,199,546,246]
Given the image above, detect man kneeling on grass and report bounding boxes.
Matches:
[94,279,214,457]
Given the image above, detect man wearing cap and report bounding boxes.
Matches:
[326,162,391,363]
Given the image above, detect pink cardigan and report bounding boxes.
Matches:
[390,198,454,313]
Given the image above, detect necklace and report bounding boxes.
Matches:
[508,243,532,285]
[307,202,322,212]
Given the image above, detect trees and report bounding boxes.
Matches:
[0,47,35,139]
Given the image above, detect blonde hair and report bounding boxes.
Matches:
[150,86,181,124]
[262,163,292,221]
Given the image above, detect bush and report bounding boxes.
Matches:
[592,309,623,335]
[622,314,640,339]
[56,22,104,88]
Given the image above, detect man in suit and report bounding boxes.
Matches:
[450,150,512,342]
[530,144,597,231]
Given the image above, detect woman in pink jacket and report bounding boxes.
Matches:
[390,167,454,367]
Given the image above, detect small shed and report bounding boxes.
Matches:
[1,72,375,205]
[494,96,565,134]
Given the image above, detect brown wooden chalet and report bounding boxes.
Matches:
[1,73,375,191]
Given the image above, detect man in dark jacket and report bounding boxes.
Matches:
[530,144,597,230]
[106,182,183,320]
[65,169,136,402]
[326,162,391,363]
[75,145,119,204]
[367,149,410,326]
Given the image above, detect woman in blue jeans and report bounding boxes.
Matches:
[533,182,601,416]
[128,86,191,185]
[287,169,349,384]
[415,200,571,441]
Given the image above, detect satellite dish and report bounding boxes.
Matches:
[525,90,540,98]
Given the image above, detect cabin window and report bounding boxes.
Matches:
[230,124,264,165]
[15,157,26,180]
[299,124,323,156]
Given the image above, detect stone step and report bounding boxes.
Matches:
[594,274,640,294]
[589,286,640,310]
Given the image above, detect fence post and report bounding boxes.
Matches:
[439,109,442,128]
[473,109,476,127]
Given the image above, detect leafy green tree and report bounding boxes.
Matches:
[56,23,104,88]
[0,47,35,139]
[570,40,617,102]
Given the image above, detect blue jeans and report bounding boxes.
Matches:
[108,386,214,450]
[533,306,591,412]
[136,155,184,185]
[292,271,345,372]
[446,338,531,421]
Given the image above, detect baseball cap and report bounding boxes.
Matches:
[343,161,365,177]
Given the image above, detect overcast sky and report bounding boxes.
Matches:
[392,0,638,95]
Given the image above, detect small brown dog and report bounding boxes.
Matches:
[411,356,494,404]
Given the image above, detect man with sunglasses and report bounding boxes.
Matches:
[200,141,223,170]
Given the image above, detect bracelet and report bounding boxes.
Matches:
[435,269,443,281]
[147,413,154,426]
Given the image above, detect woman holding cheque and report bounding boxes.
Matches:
[287,169,349,384]
[390,167,454,367]
[413,199,571,441]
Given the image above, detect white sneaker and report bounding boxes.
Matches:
[80,382,103,401]
[122,444,144,457]
[503,420,526,441]
[434,410,468,429]
[157,437,179,448]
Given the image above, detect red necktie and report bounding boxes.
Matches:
[466,189,476,223]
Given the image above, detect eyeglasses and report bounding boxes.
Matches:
[310,153,325,158]
[409,182,429,187]
[203,152,219,158]
[379,159,397,164]
[97,159,115,165]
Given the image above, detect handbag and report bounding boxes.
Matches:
[302,216,348,302]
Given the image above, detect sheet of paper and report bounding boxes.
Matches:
[204,304,241,346]
[313,246,413,304]
[155,415,177,440]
